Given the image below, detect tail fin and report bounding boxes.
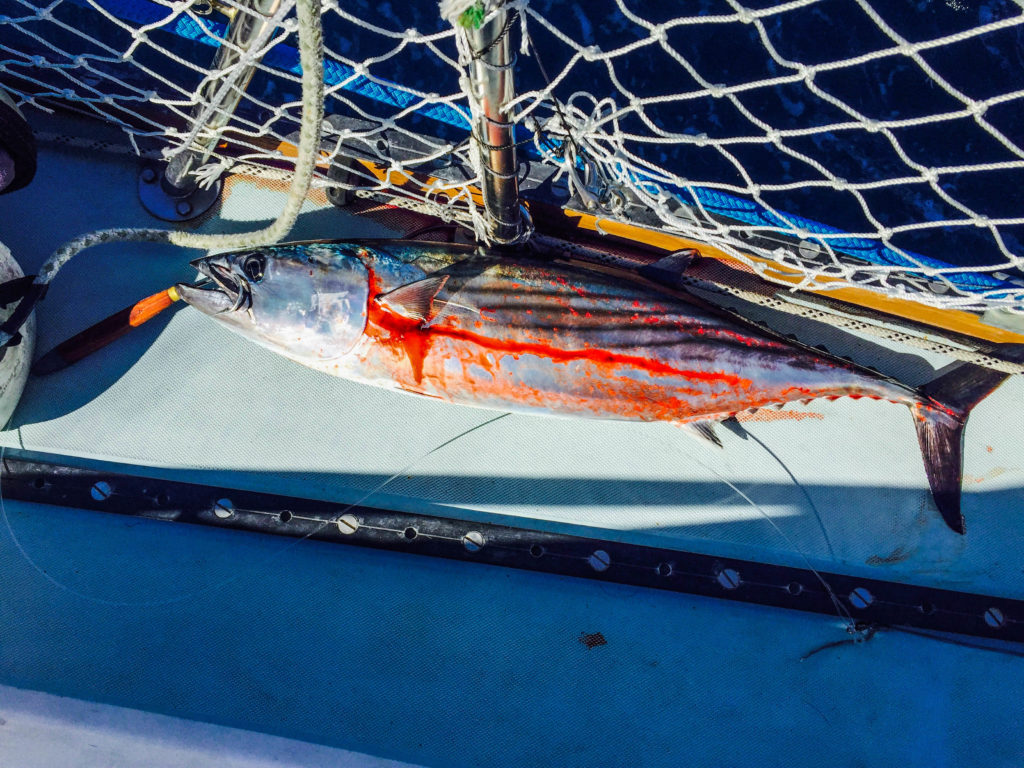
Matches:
[915,348,1021,534]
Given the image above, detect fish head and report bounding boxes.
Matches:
[176,244,370,361]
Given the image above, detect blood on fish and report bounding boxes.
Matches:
[363,265,752,396]
[357,261,924,426]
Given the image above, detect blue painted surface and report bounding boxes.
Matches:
[1,497,1022,767]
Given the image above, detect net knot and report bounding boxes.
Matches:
[921,167,939,183]
[709,84,725,98]
[651,25,668,42]
[582,44,602,60]
[736,7,754,24]
[967,101,988,117]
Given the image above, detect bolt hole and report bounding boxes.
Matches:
[918,601,936,616]
[156,492,170,507]
[404,526,417,540]
[787,581,804,596]
[31,477,45,489]
[376,138,388,153]
[656,562,672,577]
[278,510,292,523]
[434,193,449,206]
[530,544,544,558]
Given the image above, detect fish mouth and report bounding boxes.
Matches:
[179,256,251,315]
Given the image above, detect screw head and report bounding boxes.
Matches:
[175,200,193,216]
[90,480,112,501]
[716,567,741,590]
[849,587,874,609]
[213,498,234,519]
[462,530,485,552]
[141,167,157,183]
[984,607,1005,629]
[588,549,610,572]
[336,514,359,534]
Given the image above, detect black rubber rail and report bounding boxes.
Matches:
[2,455,1020,644]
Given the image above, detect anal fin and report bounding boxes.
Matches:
[680,420,724,449]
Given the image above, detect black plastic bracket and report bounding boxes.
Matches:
[2,455,1021,646]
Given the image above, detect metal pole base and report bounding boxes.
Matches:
[138,162,222,222]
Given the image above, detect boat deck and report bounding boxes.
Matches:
[0,114,1021,766]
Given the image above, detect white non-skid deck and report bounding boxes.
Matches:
[0,116,1021,766]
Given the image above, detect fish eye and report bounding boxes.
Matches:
[242,254,266,283]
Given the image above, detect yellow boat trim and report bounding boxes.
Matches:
[564,211,1024,345]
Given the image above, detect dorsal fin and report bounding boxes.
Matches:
[375,275,449,321]
[637,249,698,288]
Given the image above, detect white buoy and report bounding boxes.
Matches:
[0,240,34,428]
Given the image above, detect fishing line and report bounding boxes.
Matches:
[0,413,509,608]
[742,429,836,559]
[887,624,1024,659]
[678,442,857,631]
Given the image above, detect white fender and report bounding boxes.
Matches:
[0,240,33,428]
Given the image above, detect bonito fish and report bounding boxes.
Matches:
[177,239,1013,534]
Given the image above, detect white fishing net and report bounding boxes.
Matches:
[1,0,1022,312]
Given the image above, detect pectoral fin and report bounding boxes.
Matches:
[376,275,449,321]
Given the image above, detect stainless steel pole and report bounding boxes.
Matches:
[139,0,284,221]
[465,4,525,245]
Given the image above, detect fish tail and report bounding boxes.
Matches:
[913,345,1023,534]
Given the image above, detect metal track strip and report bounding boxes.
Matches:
[2,456,1020,644]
